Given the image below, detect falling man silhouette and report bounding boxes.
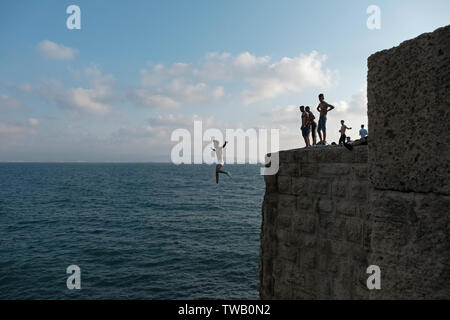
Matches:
[211,139,231,184]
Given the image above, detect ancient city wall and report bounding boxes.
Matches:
[260,146,370,299]
[259,25,450,299]
[366,25,450,299]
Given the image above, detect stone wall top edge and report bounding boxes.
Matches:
[367,24,450,64]
[275,145,368,163]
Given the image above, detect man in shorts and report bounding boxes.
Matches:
[305,106,317,146]
[316,93,335,145]
[299,105,310,148]
[339,120,352,145]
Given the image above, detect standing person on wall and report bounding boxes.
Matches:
[305,106,317,146]
[299,105,311,148]
[316,93,335,145]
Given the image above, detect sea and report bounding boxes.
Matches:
[0,163,265,299]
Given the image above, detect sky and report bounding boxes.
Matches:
[0,0,449,162]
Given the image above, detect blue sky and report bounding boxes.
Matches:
[1,0,449,161]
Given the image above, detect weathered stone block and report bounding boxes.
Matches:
[296,195,313,212]
[319,164,351,177]
[345,219,362,244]
[336,201,357,217]
[318,198,333,214]
[292,215,316,234]
[278,194,297,209]
[277,162,299,177]
[264,174,278,193]
[277,243,297,262]
[368,25,450,195]
[332,181,348,198]
[300,163,320,177]
[291,177,308,196]
[353,164,368,180]
[277,175,291,194]
[299,249,317,270]
[279,150,294,163]
[350,181,368,201]
[368,190,450,299]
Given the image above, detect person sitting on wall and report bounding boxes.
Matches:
[305,106,317,146]
[359,124,368,139]
[299,106,311,148]
[343,136,368,151]
[346,136,353,145]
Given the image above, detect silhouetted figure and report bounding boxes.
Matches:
[316,93,335,145]
[359,124,368,139]
[305,106,317,146]
[299,106,311,148]
[339,120,352,145]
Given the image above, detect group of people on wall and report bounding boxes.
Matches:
[299,93,368,150]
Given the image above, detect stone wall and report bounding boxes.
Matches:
[259,25,450,300]
[367,25,450,195]
[366,25,450,299]
[260,146,370,299]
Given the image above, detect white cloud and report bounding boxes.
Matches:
[233,52,270,70]
[333,100,350,113]
[65,87,110,115]
[240,51,332,104]
[37,40,78,60]
[333,85,367,115]
[261,105,299,124]
[128,90,180,109]
[0,94,22,109]
[130,50,333,108]
[38,66,115,115]
[147,113,217,128]
[128,76,224,109]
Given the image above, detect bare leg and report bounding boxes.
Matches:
[303,136,308,148]
[318,130,323,144]
[216,164,221,184]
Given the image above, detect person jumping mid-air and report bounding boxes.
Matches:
[212,139,230,184]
